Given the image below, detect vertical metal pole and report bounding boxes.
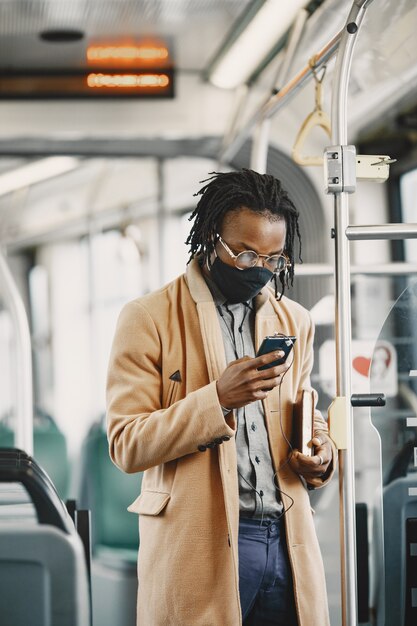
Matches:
[157,159,165,286]
[331,1,374,625]
[250,118,271,174]
[250,9,308,174]
[222,84,250,155]
[0,248,33,454]
[270,8,309,95]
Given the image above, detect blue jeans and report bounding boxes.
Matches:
[238,517,298,626]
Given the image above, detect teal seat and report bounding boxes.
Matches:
[79,418,142,556]
[79,419,141,626]
[0,409,70,500]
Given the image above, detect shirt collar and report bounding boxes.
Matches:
[203,267,228,306]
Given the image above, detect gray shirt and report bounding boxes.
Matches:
[204,272,283,519]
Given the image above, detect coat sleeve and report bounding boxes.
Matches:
[106,301,235,473]
[297,312,338,489]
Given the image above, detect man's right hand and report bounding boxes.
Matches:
[216,351,290,410]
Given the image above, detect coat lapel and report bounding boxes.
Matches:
[185,259,240,564]
[185,258,227,380]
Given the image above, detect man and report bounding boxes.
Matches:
[107,169,336,626]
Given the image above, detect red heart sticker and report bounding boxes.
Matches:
[353,356,371,377]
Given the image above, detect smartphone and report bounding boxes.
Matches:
[256,335,297,370]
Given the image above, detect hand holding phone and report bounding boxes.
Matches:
[216,346,294,410]
[256,335,296,370]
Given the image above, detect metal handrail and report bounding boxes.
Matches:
[295,262,417,277]
[346,224,417,240]
[221,29,343,163]
[331,2,376,625]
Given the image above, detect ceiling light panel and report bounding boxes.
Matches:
[0,157,79,198]
[209,0,310,89]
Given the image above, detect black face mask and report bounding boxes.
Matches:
[210,256,273,304]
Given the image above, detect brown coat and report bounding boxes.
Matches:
[106,258,335,626]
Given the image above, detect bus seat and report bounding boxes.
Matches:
[79,418,141,626]
[373,473,417,626]
[0,448,90,626]
[0,409,70,500]
[79,417,142,558]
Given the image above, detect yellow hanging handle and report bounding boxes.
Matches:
[292,59,332,166]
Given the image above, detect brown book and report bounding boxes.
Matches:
[293,389,314,456]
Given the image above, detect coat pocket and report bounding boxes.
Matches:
[165,378,181,407]
[127,490,171,516]
[165,379,176,407]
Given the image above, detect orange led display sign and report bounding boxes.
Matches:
[0,71,174,98]
[0,38,174,98]
[87,46,169,62]
[86,39,172,69]
[87,73,170,88]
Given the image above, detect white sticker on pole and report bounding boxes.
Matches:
[319,339,398,398]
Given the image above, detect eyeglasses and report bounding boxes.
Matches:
[216,235,291,273]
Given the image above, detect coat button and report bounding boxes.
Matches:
[214,437,224,445]
[198,444,207,452]
[255,456,260,464]
[206,441,216,449]
[221,435,231,442]
[251,422,257,431]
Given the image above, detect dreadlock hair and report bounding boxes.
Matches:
[185,168,302,300]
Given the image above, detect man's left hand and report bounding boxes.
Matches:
[288,433,332,480]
